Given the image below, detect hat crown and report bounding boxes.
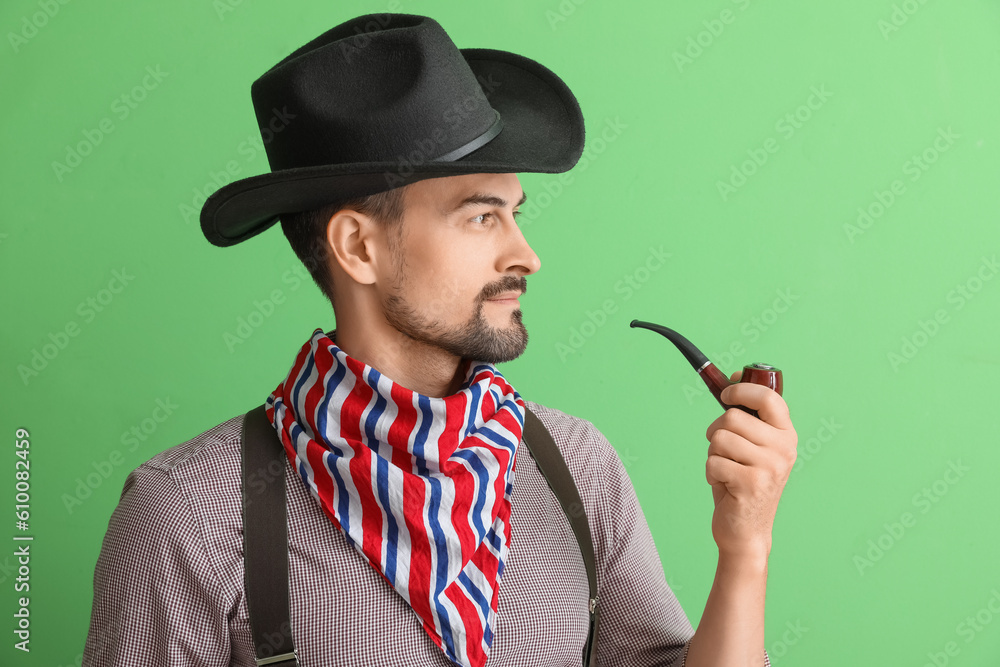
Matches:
[199,13,586,247]
[250,14,498,171]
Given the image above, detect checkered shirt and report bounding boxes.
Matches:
[84,401,768,666]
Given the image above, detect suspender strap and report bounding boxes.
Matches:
[240,404,599,667]
[240,405,298,667]
[523,407,600,667]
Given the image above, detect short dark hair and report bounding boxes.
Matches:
[279,187,407,306]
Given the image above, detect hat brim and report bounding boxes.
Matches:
[199,48,585,247]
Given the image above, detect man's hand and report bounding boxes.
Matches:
[704,371,797,560]
[684,371,796,666]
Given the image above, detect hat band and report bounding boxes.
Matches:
[433,110,504,162]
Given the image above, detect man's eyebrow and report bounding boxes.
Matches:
[443,191,528,215]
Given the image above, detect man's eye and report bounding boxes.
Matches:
[471,213,493,224]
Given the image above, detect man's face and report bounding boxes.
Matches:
[378,172,539,364]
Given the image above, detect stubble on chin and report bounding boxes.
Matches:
[381,291,528,364]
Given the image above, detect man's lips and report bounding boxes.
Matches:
[485,291,523,305]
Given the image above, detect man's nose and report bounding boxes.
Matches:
[498,218,541,276]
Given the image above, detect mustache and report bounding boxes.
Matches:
[479,275,527,301]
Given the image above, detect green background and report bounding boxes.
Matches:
[2,0,999,664]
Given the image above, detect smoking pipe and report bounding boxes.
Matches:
[630,320,782,419]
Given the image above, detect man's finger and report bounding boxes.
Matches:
[707,428,765,468]
[705,453,745,488]
[720,382,791,428]
[705,407,774,448]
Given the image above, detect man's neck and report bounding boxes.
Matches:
[332,322,468,398]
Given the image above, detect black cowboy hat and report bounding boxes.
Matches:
[199,13,586,247]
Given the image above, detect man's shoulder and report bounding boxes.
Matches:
[124,412,246,502]
[523,400,620,477]
[89,414,251,650]
[524,400,611,445]
[106,412,248,576]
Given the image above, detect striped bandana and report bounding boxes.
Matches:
[266,328,526,667]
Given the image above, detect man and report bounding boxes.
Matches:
[85,13,796,667]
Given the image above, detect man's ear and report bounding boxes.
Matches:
[325,210,385,286]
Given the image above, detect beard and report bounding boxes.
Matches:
[381,274,529,364]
